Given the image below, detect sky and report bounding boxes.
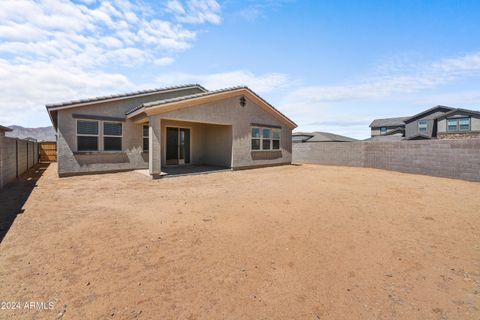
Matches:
[1,0,480,139]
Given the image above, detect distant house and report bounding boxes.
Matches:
[46,84,297,178]
[369,105,480,140]
[293,131,357,143]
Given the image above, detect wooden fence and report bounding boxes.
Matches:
[39,142,56,162]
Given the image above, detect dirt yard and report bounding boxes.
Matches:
[0,164,479,320]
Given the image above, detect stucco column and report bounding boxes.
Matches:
[148,115,162,178]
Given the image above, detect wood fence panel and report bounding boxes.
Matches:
[39,142,56,162]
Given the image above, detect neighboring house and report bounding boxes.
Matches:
[46,84,297,178]
[293,131,357,143]
[369,105,480,140]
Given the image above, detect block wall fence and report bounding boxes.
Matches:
[0,133,39,189]
[293,140,480,181]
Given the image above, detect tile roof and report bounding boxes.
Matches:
[293,131,357,142]
[369,116,409,128]
[45,84,207,109]
[126,86,246,115]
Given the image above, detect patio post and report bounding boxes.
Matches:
[148,115,162,179]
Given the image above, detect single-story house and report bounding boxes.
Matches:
[369,105,480,140]
[46,84,297,178]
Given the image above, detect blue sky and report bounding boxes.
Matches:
[1,0,480,138]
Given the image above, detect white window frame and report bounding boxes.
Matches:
[76,119,99,152]
[251,126,281,151]
[103,121,123,152]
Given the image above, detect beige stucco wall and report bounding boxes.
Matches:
[158,95,292,168]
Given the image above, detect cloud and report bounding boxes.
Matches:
[0,59,132,125]
[286,52,480,105]
[165,0,221,24]
[154,57,175,66]
[238,0,295,22]
[0,0,221,126]
[155,70,290,93]
[282,51,480,138]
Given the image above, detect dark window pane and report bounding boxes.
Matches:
[77,120,98,135]
[272,140,280,150]
[78,136,98,151]
[104,122,122,136]
[104,137,122,151]
[262,139,271,150]
[143,137,149,152]
[252,139,260,150]
[143,125,149,137]
[252,127,260,138]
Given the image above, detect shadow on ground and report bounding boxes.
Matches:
[0,163,49,243]
[162,165,230,177]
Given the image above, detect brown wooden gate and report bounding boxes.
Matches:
[39,142,56,162]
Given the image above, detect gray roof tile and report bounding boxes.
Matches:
[45,84,207,108]
[293,131,357,142]
[369,116,409,128]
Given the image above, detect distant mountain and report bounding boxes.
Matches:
[6,125,56,142]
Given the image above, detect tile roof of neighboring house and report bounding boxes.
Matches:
[293,131,358,142]
[435,108,480,120]
[369,117,409,128]
[0,125,12,132]
[45,84,207,109]
[406,133,432,140]
[126,86,297,128]
[403,105,454,123]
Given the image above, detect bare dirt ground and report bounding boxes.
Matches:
[0,163,479,320]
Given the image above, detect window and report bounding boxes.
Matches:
[143,125,149,152]
[103,122,122,151]
[272,129,280,149]
[447,117,471,132]
[262,128,271,150]
[77,120,98,151]
[251,127,261,150]
[380,127,387,135]
[418,120,428,133]
[251,126,281,151]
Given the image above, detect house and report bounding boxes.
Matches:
[369,105,480,140]
[293,131,357,143]
[46,84,297,178]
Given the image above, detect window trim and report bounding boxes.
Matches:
[251,126,281,151]
[76,119,99,152]
[446,117,471,132]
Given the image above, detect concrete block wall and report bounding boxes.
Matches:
[0,137,39,189]
[293,140,480,181]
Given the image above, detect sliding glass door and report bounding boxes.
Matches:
[166,127,190,165]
